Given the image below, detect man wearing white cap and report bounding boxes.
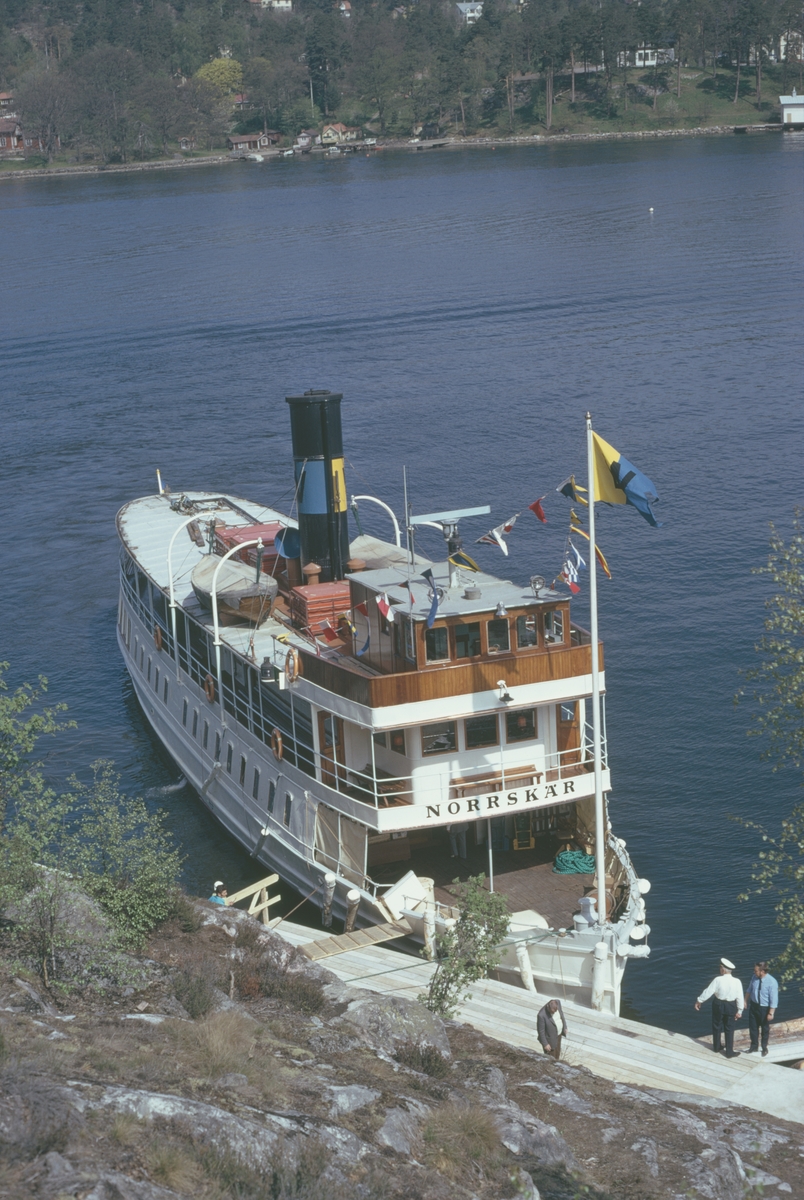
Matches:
[695,958,743,1057]
[208,881,228,905]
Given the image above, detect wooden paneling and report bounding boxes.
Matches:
[299,642,602,710]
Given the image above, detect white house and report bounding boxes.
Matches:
[780,89,804,127]
[456,2,482,24]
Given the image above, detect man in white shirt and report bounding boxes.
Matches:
[694,957,743,1057]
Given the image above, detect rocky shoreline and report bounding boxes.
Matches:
[0,123,783,184]
[1,895,802,1200]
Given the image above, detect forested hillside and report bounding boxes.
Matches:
[0,0,801,163]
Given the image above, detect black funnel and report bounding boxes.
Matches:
[285,390,350,583]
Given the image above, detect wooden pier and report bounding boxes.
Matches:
[275,919,804,1125]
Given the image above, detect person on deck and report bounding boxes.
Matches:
[537,998,567,1061]
[745,961,779,1057]
[209,881,228,905]
[448,822,468,859]
[695,958,743,1057]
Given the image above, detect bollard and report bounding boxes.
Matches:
[344,888,360,933]
[515,941,536,992]
[423,905,436,961]
[591,940,608,1011]
[321,872,336,929]
[259,887,270,927]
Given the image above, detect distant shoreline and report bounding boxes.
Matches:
[0,123,783,183]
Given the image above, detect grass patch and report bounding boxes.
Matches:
[110,1112,145,1146]
[177,1010,257,1080]
[423,1101,503,1183]
[147,1139,205,1193]
[394,1041,450,1078]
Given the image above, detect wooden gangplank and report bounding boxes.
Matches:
[299,918,412,961]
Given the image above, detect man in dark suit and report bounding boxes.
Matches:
[537,998,567,1061]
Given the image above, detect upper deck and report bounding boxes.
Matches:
[116,489,603,722]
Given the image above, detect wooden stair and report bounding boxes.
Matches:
[299,919,412,961]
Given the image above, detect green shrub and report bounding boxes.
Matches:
[258,963,324,1015]
[174,968,216,1019]
[64,760,185,948]
[170,892,203,933]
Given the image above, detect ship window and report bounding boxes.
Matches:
[154,667,159,692]
[214,731,221,760]
[139,647,144,670]
[394,615,416,662]
[425,626,449,662]
[487,619,510,653]
[134,636,139,661]
[267,780,275,813]
[147,658,152,682]
[422,721,457,755]
[239,755,247,786]
[252,767,260,799]
[182,698,188,727]
[203,720,209,750]
[373,731,386,748]
[544,609,564,645]
[560,702,576,723]
[283,794,292,826]
[516,615,538,649]
[163,678,169,703]
[226,743,233,773]
[454,622,481,658]
[507,708,537,742]
[192,710,198,738]
[390,729,406,755]
[465,713,499,749]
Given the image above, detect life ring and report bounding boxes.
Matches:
[154,625,163,651]
[204,674,216,703]
[285,647,301,683]
[271,727,284,761]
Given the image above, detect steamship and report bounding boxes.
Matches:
[116,390,650,1014]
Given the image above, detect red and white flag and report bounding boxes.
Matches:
[476,513,519,556]
[376,593,394,622]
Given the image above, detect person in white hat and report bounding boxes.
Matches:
[208,881,228,906]
[695,958,743,1057]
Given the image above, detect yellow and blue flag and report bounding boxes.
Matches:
[592,433,661,528]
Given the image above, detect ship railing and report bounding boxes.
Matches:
[570,622,592,646]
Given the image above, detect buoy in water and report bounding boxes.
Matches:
[649,206,654,212]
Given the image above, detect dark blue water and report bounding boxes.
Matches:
[2,135,803,1035]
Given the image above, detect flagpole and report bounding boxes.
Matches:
[585,412,607,930]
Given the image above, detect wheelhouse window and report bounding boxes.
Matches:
[544,609,565,645]
[507,708,537,742]
[465,713,499,749]
[425,626,449,663]
[394,615,416,663]
[560,701,576,723]
[454,622,481,659]
[487,619,510,654]
[516,614,538,649]
[422,721,457,755]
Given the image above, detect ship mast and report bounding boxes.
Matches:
[585,412,607,929]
